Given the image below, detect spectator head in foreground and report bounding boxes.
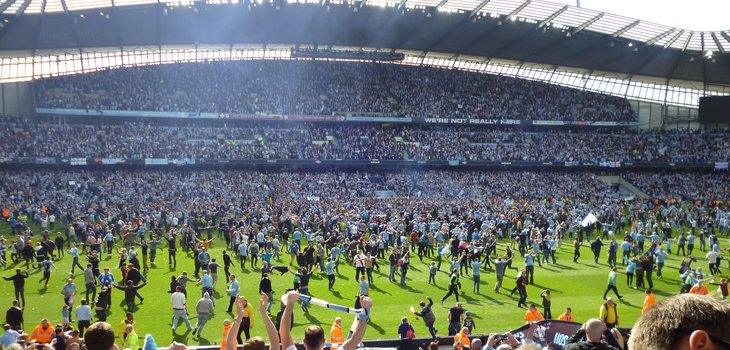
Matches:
[629,294,730,350]
[84,322,115,350]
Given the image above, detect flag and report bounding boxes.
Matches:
[581,213,598,227]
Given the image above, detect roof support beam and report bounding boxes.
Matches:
[610,20,639,38]
[0,0,30,44]
[680,32,693,51]
[434,0,447,8]
[643,28,674,47]
[503,0,530,21]
[59,0,84,61]
[663,29,684,49]
[468,0,490,18]
[569,12,603,36]
[0,0,18,14]
[395,0,407,10]
[15,0,31,15]
[537,5,567,29]
[701,33,707,88]
[721,32,730,45]
[30,0,45,61]
[710,32,725,55]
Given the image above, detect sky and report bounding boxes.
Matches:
[548,0,730,31]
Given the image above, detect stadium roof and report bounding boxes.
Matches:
[0,0,729,86]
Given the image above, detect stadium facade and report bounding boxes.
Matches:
[0,0,727,128]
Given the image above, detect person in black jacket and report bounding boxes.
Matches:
[565,318,622,350]
[95,287,111,321]
[5,300,24,330]
[413,297,437,339]
[222,250,234,283]
[259,273,273,313]
[2,269,29,307]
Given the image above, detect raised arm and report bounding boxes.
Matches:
[341,295,372,350]
[279,291,300,350]
[259,292,280,350]
[226,295,245,350]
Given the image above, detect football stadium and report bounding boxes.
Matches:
[0,0,729,349]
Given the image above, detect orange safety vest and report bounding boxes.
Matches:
[220,323,235,350]
[524,309,544,323]
[31,324,54,344]
[642,293,656,313]
[558,312,574,322]
[330,323,344,344]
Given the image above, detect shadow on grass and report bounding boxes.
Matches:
[303,310,321,325]
[370,284,391,295]
[172,329,192,343]
[367,319,386,335]
[197,336,211,346]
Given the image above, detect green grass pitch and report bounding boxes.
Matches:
[1,223,725,347]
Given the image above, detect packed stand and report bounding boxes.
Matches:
[625,172,730,203]
[35,60,635,122]
[1,118,728,162]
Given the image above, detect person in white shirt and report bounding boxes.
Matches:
[171,286,193,333]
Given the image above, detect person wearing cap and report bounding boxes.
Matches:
[599,298,619,329]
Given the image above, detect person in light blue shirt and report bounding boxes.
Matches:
[237,242,248,270]
[358,275,369,297]
[199,270,214,306]
[0,325,21,348]
[525,253,535,284]
[471,258,482,293]
[655,248,668,277]
[636,233,645,252]
[620,240,631,264]
[75,299,93,336]
[225,274,239,313]
[624,258,636,288]
[687,233,696,255]
[325,258,336,290]
[68,243,84,274]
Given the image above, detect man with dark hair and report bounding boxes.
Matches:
[75,299,93,337]
[112,280,147,313]
[414,297,437,339]
[4,300,23,331]
[84,322,115,350]
[279,291,372,350]
[629,294,730,350]
[2,269,29,308]
[602,268,623,300]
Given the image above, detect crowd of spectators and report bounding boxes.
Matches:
[625,172,730,202]
[34,60,635,122]
[1,118,727,162]
[0,170,727,223]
